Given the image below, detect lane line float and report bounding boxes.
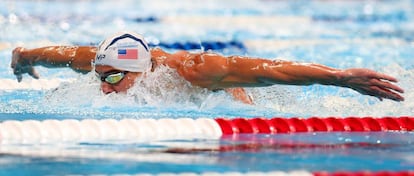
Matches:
[0,117,412,144]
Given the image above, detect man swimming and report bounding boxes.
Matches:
[10,31,404,103]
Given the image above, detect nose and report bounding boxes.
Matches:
[101,82,115,94]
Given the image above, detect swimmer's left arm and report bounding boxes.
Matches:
[177,53,404,101]
[225,56,404,101]
[176,53,342,88]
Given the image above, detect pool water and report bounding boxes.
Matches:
[0,0,413,175]
[1,132,413,175]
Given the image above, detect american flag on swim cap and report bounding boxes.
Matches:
[94,31,152,72]
[118,48,138,59]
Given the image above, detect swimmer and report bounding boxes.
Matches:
[10,31,404,103]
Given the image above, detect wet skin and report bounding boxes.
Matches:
[11,46,404,102]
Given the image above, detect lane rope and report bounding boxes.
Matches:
[133,13,408,24]
[0,117,412,144]
[0,118,221,144]
[215,117,414,134]
[0,117,413,175]
[147,38,406,51]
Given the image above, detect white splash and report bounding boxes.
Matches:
[1,63,412,117]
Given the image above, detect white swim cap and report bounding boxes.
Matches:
[94,31,152,72]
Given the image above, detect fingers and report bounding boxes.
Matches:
[11,47,24,82]
[355,68,397,82]
[11,47,22,68]
[368,86,404,102]
[374,72,398,82]
[380,89,403,102]
[10,47,40,81]
[364,69,399,83]
[12,66,39,82]
[16,74,23,82]
[371,79,404,93]
[369,71,404,101]
[28,67,40,79]
[361,72,405,101]
[378,88,404,102]
[13,67,23,82]
[353,82,404,102]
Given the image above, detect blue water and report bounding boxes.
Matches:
[1,132,413,175]
[0,0,414,175]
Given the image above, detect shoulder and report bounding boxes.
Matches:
[150,47,192,59]
[150,47,168,57]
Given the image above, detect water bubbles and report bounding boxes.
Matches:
[363,4,374,15]
[59,21,70,31]
[126,65,216,108]
[145,36,160,45]
[113,17,126,28]
[0,15,5,24]
[354,57,363,65]
[8,13,18,24]
[10,66,260,118]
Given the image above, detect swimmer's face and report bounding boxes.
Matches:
[95,65,141,94]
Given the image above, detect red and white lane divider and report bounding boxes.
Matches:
[0,117,413,144]
[216,116,414,134]
[0,118,222,144]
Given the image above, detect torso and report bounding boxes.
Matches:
[149,48,253,104]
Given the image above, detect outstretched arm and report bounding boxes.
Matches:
[174,52,404,102]
[11,46,97,81]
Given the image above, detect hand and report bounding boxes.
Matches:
[10,47,39,82]
[340,68,404,101]
[225,88,254,104]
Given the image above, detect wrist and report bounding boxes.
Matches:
[17,48,34,65]
[13,47,32,65]
[333,70,349,87]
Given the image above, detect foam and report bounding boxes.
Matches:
[0,78,75,90]
[1,64,412,117]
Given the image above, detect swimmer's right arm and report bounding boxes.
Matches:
[11,46,97,82]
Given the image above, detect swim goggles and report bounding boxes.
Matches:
[96,71,129,85]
